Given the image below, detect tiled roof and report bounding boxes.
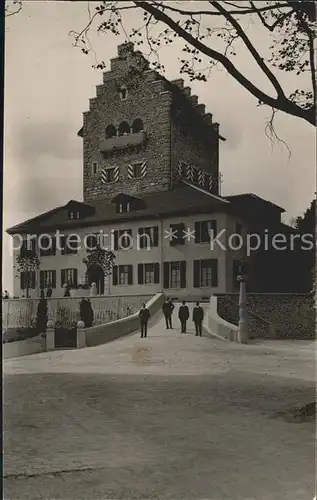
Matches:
[6,184,229,234]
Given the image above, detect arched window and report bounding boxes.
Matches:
[105,124,117,139]
[132,118,144,133]
[118,121,130,136]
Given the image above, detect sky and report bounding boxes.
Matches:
[3,1,316,293]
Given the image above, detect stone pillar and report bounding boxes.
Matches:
[45,320,55,351]
[237,275,248,344]
[77,321,86,348]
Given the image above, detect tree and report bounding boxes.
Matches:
[69,1,316,126]
[16,248,40,299]
[293,199,315,294]
[83,245,116,275]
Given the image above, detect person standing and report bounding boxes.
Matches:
[192,301,204,336]
[162,297,174,329]
[139,303,150,338]
[178,300,189,333]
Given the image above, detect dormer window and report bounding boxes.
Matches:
[119,86,128,100]
[68,211,80,220]
[118,202,130,213]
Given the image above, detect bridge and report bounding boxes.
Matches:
[4,302,315,500]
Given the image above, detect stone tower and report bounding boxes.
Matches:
[79,42,222,202]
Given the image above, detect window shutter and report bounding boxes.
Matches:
[51,237,56,255]
[195,222,201,243]
[61,269,65,287]
[138,228,144,249]
[114,166,120,182]
[60,236,65,255]
[31,271,36,289]
[211,259,218,287]
[153,226,159,247]
[112,266,118,286]
[154,263,160,284]
[138,264,144,285]
[52,270,56,289]
[40,271,44,290]
[180,261,186,288]
[128,265,133,285]
[31,239,36,254]
[20,272,24,290]
[74,269,78,287]
[210,220,217,239]
[163,262,170,289]
[113,231,119,251]
[193,260,200,288]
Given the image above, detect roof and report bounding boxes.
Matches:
[6,183,229,234]
[225,193,285,213]
[6,183,286,235]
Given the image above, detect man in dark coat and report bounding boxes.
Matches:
[139,303,150,338]
[162,297,174,329]
[178,300,189,333]
[192,301,204,336]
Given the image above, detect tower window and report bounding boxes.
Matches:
[119,86,128,100]
[92,162,98,174]
[132,118,144,133]
[118,121,130,136]
[105,124,117,139]
[102,168,115,183]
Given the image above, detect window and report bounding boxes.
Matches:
[133,162,143,179]
[194,220,217,244]
[20,271,36,290]
[86,233,100,252]
[118,202,130,213]
[119,86,128,100]
[20,238,36,256]
[127,161,147,180]
[68,210,80,220]
[113,229,132,250]
[92,162,98,174]
[118,121,130,136]
[193,259,218,288]
[169,223,185,246]
[132,118,143,133]
[105,124,117,139]
[101,167,115,183]
[138,263,160,284]
[163,261,186,289]
[40,270,56,289]
[138,226,159,249]
[112,265,133,285]
[61,268,78,287]
[61,235,78,255]
[232,222,243,248]
[39,236,56,257]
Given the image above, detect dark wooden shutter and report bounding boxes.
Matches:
[20,272,25,290]
[210,220,217,239]
[113,231,119,251]
[138,228,144,249]
[40,271,44,289]
[74,269,78,287]
[163,262,170,289]
[61,269,65,286]
[112,266,118,285]
[180,261,186,288]
[60,236,65,255]
[128,265,133,285]
[211,259,218,287]
[195,222,201,243]
[138,264,144,284]
[153,226,159,247]
[193,260,200,288]
[52,270,56,289]
[154,263,160,284]
[51,237,56,255]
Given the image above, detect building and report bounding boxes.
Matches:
[7,42,294,299]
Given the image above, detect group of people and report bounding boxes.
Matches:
[138,297,204,338]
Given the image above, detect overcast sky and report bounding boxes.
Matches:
[3,1,315,293]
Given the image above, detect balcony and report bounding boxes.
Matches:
[100,131,147,153]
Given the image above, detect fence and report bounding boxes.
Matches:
[2,294,153,331]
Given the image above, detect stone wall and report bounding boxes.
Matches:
[2,294,153,331]
[216,293,314,340]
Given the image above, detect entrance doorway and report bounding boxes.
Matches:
[86,264,105,295]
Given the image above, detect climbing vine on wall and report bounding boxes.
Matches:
[83,245,116,275]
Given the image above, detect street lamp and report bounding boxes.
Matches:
[237,259,248,344]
